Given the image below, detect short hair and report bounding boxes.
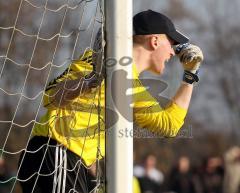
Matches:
[133,35,150,44]
[133,34,168,45]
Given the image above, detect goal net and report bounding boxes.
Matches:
[0,0,106,192]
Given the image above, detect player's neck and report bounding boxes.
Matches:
[133,45,151,74]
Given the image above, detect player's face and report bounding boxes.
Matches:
[149,35,175,74]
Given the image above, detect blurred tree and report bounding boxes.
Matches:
[0,2,99,192]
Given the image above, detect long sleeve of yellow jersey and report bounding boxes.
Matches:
[132,64,187,137]
[43,50,93,109]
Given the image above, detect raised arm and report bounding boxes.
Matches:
[173,43,203,110]
[53,75,88,107]
[134,44,203,137]
[51,71,102,107]
[172,82,193,110]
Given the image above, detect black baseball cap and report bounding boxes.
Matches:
[133,10,189,45]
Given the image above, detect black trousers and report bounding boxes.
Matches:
[18,136,96,193]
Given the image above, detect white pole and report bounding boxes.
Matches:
[105,0,133,192]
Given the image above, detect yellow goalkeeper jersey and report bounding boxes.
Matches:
[32,50,187,166]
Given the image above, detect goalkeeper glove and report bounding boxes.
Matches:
[175,43,204,84]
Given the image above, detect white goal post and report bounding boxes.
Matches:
[105,0,133,192]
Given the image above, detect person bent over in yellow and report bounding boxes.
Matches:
[18,10,203,193]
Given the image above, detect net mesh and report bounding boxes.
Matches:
[0,0,105,192]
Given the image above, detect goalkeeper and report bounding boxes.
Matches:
[18,10,203,193]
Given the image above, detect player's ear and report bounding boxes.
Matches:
[149,35,159,50]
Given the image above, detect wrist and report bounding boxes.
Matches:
[182,70,199,85]
[181,81,194,87]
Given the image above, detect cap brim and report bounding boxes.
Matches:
[168,30,189,45]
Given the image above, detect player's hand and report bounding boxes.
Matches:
[175,43,204,74]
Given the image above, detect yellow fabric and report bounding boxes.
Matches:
[33,50,105,166]
[133,177,141,193]
[33,49,187,166]
[132,64,187,137]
